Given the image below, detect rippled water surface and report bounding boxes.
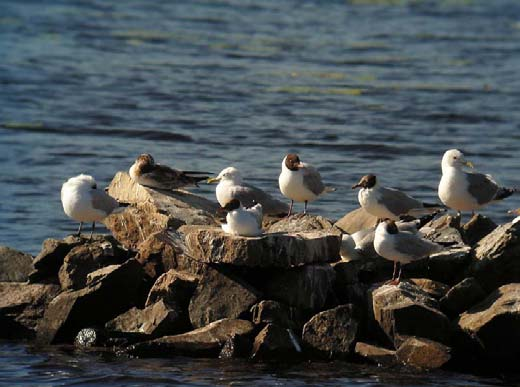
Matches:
[1,0,520,385]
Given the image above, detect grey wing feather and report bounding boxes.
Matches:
[379,187,423,217]
[302,165,325,195]
[231,183,289,214]
[465,172,499,204]
[142,164,207,190]
[394,232,442,259]
[246,203,263,228]
[91,190,119,216]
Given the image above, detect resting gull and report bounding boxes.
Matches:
[221,199,263,237]
[278,153,335,216]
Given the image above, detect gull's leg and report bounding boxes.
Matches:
[89,222,95,241]
[76,222,83,237]
[304,201,308,215]
[395,263,402,285]
[392,261,398,280]
[287,200,294,217]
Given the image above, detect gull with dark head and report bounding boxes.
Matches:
[352,174,444,222]
[208,167,288,216]
[129,153,209,190]
[61,174,124,239]
[221,199,263,237]
[374,219,442,284]
[278,153,334,216]
[438,149,517,217]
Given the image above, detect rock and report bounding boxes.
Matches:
[409,278,449,300]
[463,214,497,246]
[58,238,128,290]
[421,214,464,246]
[250,300,303,329]
[180,226,340,268]
[334,208,379,234]
[302,304,361,359]
[106,299,190,337]
[470,222,520,291]
[74,327,106,348]
[145,269,198,308]
[127,318,254,358]
[332,261,367,306]
[354,342,398,366]
[37,259,145,344]
[104,172,219,249]
[0,246,33,282]
[189,266,261,329]
[29,236,83,283]
[458,283,520,365]
[267,214,335,234]
[440,277,486,318]
[396,337,451,370]
[251,324,302,360]
[0,282,60,339]
[264,264,335,310]
[219,334,252,359]
[370,281,451,347]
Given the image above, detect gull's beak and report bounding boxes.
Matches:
[207,177,221,184]
[352,183,361,189]
[508,208,520,216]
[463,160,474,169]
[296,162,305,169]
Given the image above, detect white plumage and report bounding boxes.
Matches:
[221,199,263,237]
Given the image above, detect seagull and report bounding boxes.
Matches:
[374,219,443,284]
[129,153,209,190]
[278,153,334,216]
[438,149,517,217]
[221,199,263,237]
[207,167,288,216]
[352,174,444,221]
[61,174,124,239]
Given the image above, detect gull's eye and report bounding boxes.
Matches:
[92,184,97,189]
[453,156,457,160]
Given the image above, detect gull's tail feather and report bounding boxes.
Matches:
[495,187,518,201]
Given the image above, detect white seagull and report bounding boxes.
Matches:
[278,153,334,216]
[221,199,263,237]
[352,174,444,221]
[61,174,123,238]
[129,153,209,190]
[438,149,517,217]
[207,167,288,215]
[374,219,443,284]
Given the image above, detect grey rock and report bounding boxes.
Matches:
[267,214,336,234]
[354,342,398,367]
[145,269,198,308]
[0,246,33,282]
[396,337,451,370]
[251,323,302,360]
[462,214,497,246]
[334,208,379,235]
[440,277,486,317]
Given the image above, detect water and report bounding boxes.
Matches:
[1,0,520,385]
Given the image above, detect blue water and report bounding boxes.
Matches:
[1,0,520,385]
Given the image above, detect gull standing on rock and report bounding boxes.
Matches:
[61,174,123,239]
[438,149,517,217]
[374,219,443,284]
[208,167,289,216]
[221,199,263,237]
[352,174,444,221]
[278,153,334,216]
[129,153,209,190]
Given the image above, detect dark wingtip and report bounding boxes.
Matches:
[495,187,517,201]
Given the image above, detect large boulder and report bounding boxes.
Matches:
[458,283,520,365]
[396,337,451,370]
[267,214,335,234]
[421,214,464,245]
[127,318,255,358]
[36,259,145,344]
[462,214,497,246]
[0,282,60,339]
[104,172,219,249]
[301,304,361,359]
[0,246,33,282]
[370,282,451,347]
[332,261,366,306]
[440,277,486,318]
[180,226,340,268]
[189,266,261,329]
[250,300,303,330]
[251,323,302,360]
[354,342,398,366]
[409,278,449,300]
[145,269,198,308]
[469,222,520,291]
[334,208,378,234]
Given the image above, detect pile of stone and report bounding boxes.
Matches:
[1,171,520,375]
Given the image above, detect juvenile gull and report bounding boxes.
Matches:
[278,153,334,216]
[438,149,517,216]
[129,153,209,190]
[374,219,443,284]
[61,174,123,238]
[207,167,288,215]
[352,174,444,221]
[221,199,263,237]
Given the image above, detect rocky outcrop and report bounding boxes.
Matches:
[0,282,60,339]
[334,208,378,234]
[396,337,451,370]
[332,261,367,306]
[145,269,198,308]
[180,226,340,268]
[251,324,302,360]
[267,214,335,234]
[354,342,398,366]
[127,318,255,358]
[188,266,261,329]
[302,304,361,358]
[408,278,449,300]
[421,214,464,246]
[440,277,486,318]
[104,172,219,249]
[463,214,497,246]
[250,300,303,329]
[0,246,33,282]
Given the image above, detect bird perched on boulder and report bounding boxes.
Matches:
[221,199,263,237]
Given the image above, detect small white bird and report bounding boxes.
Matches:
[352,174,444,221]
[438,149,517,217]
[61,174,123,238]
[221,199,263,237]
[374,219,442,284]
[129,153,209,190]
[278,153,334,216]
[207,167,288,215]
